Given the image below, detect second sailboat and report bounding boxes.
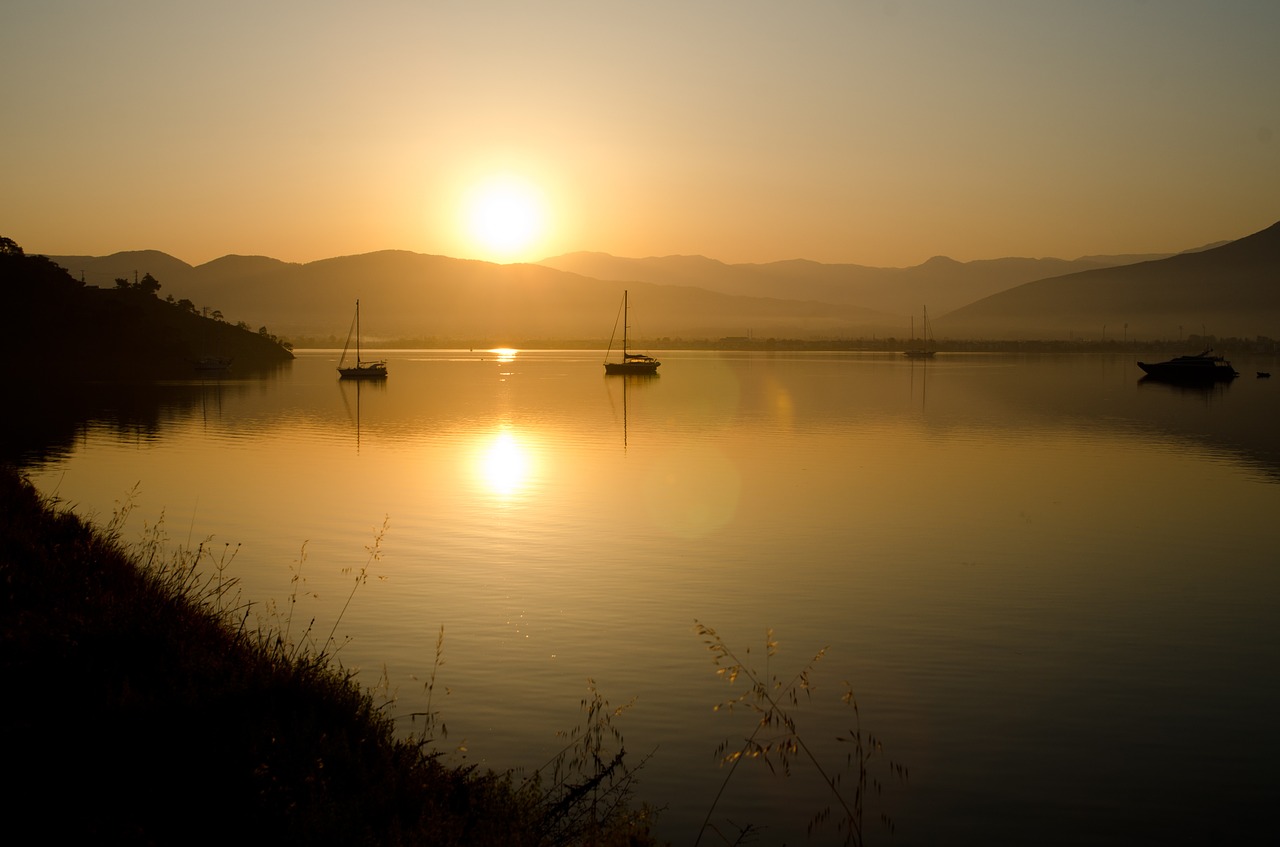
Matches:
[604,290,660,375]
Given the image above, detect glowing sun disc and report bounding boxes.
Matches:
[464,177,546,261]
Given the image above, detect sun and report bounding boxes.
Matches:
[462,176,548,262]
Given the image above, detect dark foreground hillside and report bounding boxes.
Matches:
[3,236,293,380]
[0,466,659,845]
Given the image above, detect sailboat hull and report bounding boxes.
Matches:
[903,306,936,358]
[339,363,387,379]
[604,290,660,375]
[604,357,660,375]
[337,299,388,380]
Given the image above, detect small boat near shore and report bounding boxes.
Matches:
[1137,349,1238,382]
[194,355,232,372]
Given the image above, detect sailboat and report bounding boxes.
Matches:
[604,290,660,375]
[337,299,388,379]
[904,306,936,359]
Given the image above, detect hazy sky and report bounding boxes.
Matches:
[5,1,1277,267]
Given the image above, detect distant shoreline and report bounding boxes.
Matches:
[286,337,1280,355]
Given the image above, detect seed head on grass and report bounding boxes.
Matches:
[694,621,907,847]
[323,515,389,658]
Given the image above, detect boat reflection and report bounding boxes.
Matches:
[338,373,388,451]
[606,372,658,450]
[1138,375,1233,398]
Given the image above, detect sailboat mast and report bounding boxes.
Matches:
[355,299,361,365]
[623,289,629,356]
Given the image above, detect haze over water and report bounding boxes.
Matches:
[10,3,1278,267]
[10,3,1279,840]
[21,349,1280,845]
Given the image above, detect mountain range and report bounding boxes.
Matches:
[939,221,1280,340]
[47,220,1278,344]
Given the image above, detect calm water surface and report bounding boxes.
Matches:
[22,349,1280,845]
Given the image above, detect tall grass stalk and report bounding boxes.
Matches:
[401,623,452,749]
[282,540,313,652]
[6,470,663,845]
[694,621,907,846]
[106,488,247,617]
[323,515,389,657]
[522,679,658,846]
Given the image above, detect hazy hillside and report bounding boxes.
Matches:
[936,220,1280,341]
[536,251,1175,315]
[49,250,898,343]
[48,246,1148,343]
[53,249,197,288]
[45,224,1275,344]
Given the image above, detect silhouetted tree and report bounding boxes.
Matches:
[139,273,161,296]
[0,237,80,294]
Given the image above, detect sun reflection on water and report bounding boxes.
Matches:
[489,347,518,363]
[476,427,533,500]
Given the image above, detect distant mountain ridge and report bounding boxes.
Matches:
[44,222,1278,342]
[536,250,1177,316]
[937,220,1280,340]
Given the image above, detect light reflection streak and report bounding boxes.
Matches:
[476,427,534,500]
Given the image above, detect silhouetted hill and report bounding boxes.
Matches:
[44,223,1276,344]
[48,250,898,342]
[2,239,293,380]
[47,248,1164,342]
[537,250,1173,316]
[53,249,197,288]
[936,221,1280,340]
[49,252,299,330]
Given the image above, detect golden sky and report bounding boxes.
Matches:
[4,1,1278,267]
